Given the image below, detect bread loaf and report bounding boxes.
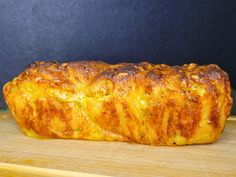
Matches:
[3,61,232,145]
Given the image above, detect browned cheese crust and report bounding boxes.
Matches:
[3,61,233,145]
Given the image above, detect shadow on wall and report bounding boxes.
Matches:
[232,89,236,115]
[0,93,5,110]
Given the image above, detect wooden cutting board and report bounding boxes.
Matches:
[0,111,236,177]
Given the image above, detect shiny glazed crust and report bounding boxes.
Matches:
[3,61,233,145]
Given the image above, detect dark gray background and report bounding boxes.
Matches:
[0,0,235,114]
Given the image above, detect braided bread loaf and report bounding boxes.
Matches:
[3,61,232,145]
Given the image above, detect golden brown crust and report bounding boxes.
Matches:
[3,61,233,145]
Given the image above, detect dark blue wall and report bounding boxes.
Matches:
[0,0,236,110]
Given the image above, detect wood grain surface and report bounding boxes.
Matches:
[0,111,236,177]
